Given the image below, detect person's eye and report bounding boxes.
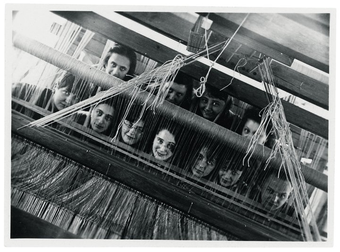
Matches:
[266,188,274,194]
[111,62,117,67]
[243,128,250,134]
[176,93,183,98]
[96,110,103,116]
[105,115,113,122]
[207,160,215,165]
[168,88,173,93]
[197,154,204,160]
[167,143,175,151]
[280,193,287,199]
[201,98,208,104]
[213,101,220,107]
[120,67,127,72]
[157,137,163,144]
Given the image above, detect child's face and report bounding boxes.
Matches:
[218,168,243,188]
[121,119,145,145]
[242,119,266,145]
[261,174,292,211]
[152,129,175,161]
[90,104,115,133]
[191,147,217,178]
[52,87,78,111]
[165,82,188,106]
[199,93,226,121]
[105,53,131,80]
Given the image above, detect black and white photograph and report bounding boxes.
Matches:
[3,1,337,247]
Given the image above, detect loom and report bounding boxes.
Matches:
[10,9,330,242]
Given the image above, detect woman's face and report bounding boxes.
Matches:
[105,53,131,80]
[242,119,266,145]
[90,104,114,133]
[198,92,226,121]
[121,119,145,145]
[152,129,175,161]
[218,168,243,188]
[191,147,217,178]
[52,86,78,111]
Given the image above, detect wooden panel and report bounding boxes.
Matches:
[51,11,328,139]
[12,113,302,241]
[271,60,329,109]
[211,13,329,73]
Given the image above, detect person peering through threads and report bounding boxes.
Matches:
[162,71,194,110]
[74,97,116,136]
[12,71,92,120]
[147,119,183,164]
[214,157,247,192]
[248,167,295,215]
[236,106,268,145]
[118,103,150,150]
[190,85,237,130]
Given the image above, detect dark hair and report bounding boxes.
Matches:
[125,103,146,123]
[173,71,193,109]
[103,43,137,78]
[236,106,263,135]
[56,71,92,100]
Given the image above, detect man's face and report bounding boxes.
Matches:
[105,53,131,80]
[261,174,292,211]
[165,82,188,106]
[121,119,145,145]
[90,104,115,133]
[52,87,78,111]
[199,93,226,121]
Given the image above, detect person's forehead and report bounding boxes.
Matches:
[108,53,130,66]
[202,92,225,102]
[265,176,291,191]
[244,119,260,128]
[157,129,175,142]
[95,104,114,114]
[171,82,187,91]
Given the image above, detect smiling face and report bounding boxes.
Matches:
[152,129,176,161]
[261,174,292,211]
[191,147,217,178]
[90,104,115,133]
[104,53,131,80]
[218,167,243,188]
[198,93,226,121]
[121,119,145,145]
[165,82,188,106]
[242,119,267,145]
[52,87,78,111]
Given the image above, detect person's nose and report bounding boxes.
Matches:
[110,67,120,77]
[272,194,280,203]
[65,94,75,105]
[158,144,167,152]
[204,101,212,111]
[97,116,105,124]
[198,159,207,169]
[167,92,175,102]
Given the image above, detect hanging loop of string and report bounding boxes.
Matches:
[193,13,250,97]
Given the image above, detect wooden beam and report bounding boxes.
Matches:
[210,13,329,73]
[50,11,328,139]
[111,12,328,111]
[271,60,329,109]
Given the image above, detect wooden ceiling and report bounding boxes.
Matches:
[52,11,330,140]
